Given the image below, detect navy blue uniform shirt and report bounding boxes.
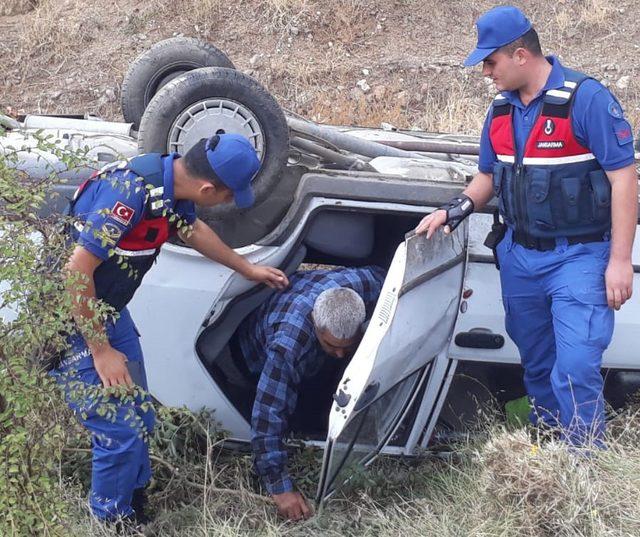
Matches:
[478,56,635,173]
[72,154,197,259]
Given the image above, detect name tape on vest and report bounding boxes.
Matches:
[536,141,565,149]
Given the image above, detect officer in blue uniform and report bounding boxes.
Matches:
[417,6,637,447]
[55,134,289,523]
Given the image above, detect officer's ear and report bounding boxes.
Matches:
[198,182,216,196]
[512,47,529,66]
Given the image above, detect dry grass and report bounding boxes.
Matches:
[14,0,101,69]
[56,404,640,537]
[0,0,38,16]
[260,0,310,33]
[419,77,487,134]
[576,0,614,27]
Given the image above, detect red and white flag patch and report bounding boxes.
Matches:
[111,202,135,225]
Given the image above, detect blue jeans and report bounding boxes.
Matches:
[52,308,155,520]
[496,228,614,447]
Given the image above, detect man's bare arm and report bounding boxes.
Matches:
[65,246,132,387]
[179,218,288,289]
[605,164,638,310]
[416,171,494,237]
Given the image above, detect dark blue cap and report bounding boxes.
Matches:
[205,134,261,209]
[464,6,532,67]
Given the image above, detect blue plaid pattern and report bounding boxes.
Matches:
[237,266,386,495]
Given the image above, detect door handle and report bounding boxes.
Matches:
[455,328,504,349]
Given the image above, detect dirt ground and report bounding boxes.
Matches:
[1,0,639,134]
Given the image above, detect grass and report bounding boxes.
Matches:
[1,0,38,16]
[52,401,640,537]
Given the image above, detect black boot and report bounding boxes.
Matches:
[131,487,151,525]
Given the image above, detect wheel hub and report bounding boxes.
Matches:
[168,98,265,160]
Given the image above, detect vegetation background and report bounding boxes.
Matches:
[2,0,640,536]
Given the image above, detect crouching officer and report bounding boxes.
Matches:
[54,133,289,523]
[416,6,637,447]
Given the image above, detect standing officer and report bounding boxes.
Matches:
[55,134,289,523]
[416,6,637,447]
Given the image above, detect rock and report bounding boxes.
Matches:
[396,90,409,107]
[105,89,116,102]
[249,54,263,68]
[51,91,62,100]
[616,76,630,90]
[356,79,371,93]
[290,26,299,36]
[350,87,366,102]
[372,85,388,101]
[362,68,370,76]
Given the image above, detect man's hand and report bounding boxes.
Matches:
[245,265,289,290]
[415,209,449,239]
[605,257,633,310]
[272,491,312,521]
[93,346,133,388]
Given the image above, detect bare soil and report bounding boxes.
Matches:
[1,0,639,133]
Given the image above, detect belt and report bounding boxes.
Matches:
[513,230,606,251]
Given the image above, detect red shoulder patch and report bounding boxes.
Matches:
[111,202,135,225]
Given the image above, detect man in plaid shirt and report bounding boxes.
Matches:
[235,265,386,520]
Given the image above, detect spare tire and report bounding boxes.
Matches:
[122,37,235,129]
[138,67,289,218]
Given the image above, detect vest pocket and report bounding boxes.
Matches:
[526,168,555,231]
[588,170,611,224]
[492,162,510,219]
[492,162,505,196]
[560,176,581,223]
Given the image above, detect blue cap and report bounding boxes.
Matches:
[205,133,261,209]
[464,6,532,67]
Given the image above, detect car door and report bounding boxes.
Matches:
[316,221,468,502]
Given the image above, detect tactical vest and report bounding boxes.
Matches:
[69,153,179,312]
[489,68,611,239]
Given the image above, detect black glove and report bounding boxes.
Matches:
[438,194,474,232]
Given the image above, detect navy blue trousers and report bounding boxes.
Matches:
[53,308,155,520]
[496,228,614,446]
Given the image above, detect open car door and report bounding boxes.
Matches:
[316,221,468,503]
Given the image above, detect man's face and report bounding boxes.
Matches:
[315,327,361,359]
[482,49,526,92]
[197,182,234,207]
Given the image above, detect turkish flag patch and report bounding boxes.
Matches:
[111,201,135,225]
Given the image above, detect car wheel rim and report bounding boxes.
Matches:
[168,98,265,159]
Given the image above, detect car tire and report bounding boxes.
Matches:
[121,37,235,129]
[137,67,289,218]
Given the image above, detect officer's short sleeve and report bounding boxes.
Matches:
[75,172,145,260]
[478,106,497,174]
[174,200,197,225]
[572,79,635,171]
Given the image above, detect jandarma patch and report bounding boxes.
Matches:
[94,222,123,246]
[608,101,623,118]
[111,201,135,225]
[536,141,564,149]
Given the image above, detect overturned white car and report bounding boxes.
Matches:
[2,38,639,503]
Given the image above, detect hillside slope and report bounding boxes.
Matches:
[1,0,639,134]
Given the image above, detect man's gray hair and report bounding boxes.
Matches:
[312,287,366,340]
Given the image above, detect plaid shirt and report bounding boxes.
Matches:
[236,266,386,495]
